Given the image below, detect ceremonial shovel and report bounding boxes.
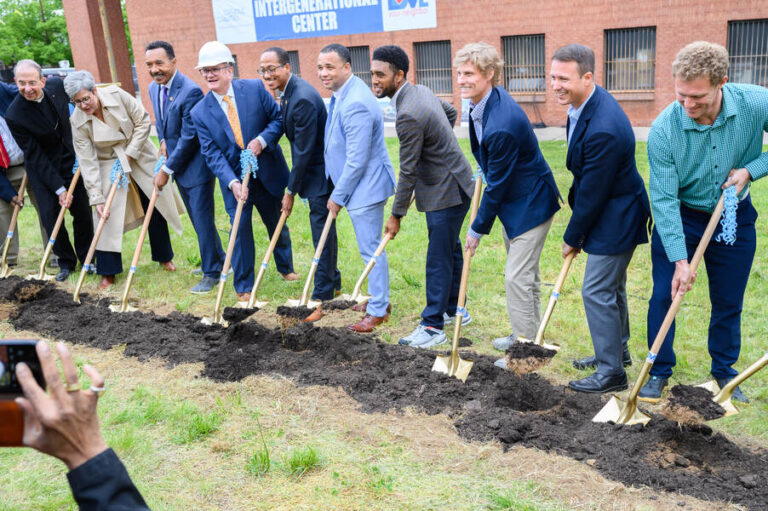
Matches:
[0,174,27,278]
[697,352,768,419]
[284,213,334,309]
[432,176,482,382]
[241,209,288,309]
[593,194,725,426]
[331,233,392,307]
[110,186,160,312]
[30,168,83,281]
[202,172,252,326]
[73,179,121,303]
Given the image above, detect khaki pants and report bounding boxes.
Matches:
[0,164,48,265]
[501,216,554,339]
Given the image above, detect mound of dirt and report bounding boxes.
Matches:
[275,305,315,319]
[222,306,258,323]
[662,385,727,424]
[322,299,358,310]
[1,276,765,510]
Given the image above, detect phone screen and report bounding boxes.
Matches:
[0,340,44,396]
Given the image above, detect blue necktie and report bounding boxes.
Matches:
[327,95,336,126]
[162,86,169,120]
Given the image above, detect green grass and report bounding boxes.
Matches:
[1,139,766,510]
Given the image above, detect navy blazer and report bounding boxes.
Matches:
[149,71,210,188]
[191,79,288,198]
[564,85,650,255]
[470,86,560,239]
[281,75,331,199]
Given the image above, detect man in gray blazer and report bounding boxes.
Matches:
[373,45,475,348]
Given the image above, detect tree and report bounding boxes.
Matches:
[0,0,71,68]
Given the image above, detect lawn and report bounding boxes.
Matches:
[0,139,765,510]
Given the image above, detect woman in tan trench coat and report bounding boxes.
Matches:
[64,70,185,289]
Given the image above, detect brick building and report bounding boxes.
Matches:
[69,0,768,127]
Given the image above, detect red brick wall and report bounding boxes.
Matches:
[122,0,768,126]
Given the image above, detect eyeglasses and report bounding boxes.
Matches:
[72,94,95,107]
[257,64,286,76]
[199,65,230,76]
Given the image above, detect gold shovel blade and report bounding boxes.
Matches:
[201,316,228,327]
[431,354,474,382]
[26,273,54,281]
[335,293,370,305]
[515,336,561,352]
[237,300,267,309]
[108,303,138,313]
[0,264,11,278]
[284,299,322,308]
[697,380,739,417]
[592,394,651,425]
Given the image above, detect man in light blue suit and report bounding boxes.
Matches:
[145,40,225,294]
[191,41,298,303]
[319,43,396,332]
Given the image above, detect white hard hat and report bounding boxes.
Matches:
[196,41,234,69]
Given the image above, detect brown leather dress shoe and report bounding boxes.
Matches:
[281,272,300,281]
[160,260,176,272]
[236,292,251,302]
[303,305,324,322]
[350,302,392,314]
[347,313,389,333]
[98,275,115,290]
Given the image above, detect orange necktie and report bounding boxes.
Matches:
[222,95,244,149]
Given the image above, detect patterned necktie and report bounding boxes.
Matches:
[0,131,10,169]
[222,95,244,149]
[162,86,169,120]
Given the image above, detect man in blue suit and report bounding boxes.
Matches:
[458,43,561,367]
[190,41,298,303]
[318,43,396,332]
[551,44,651,394]
[259,47,341,321]
[145,40,225,294]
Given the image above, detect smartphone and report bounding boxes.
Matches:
[1,340,45,447]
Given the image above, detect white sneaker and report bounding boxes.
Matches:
[443,309,472,326]
[398,325,447,348]
[492,334,516,351]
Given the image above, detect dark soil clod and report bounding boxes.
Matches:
[322,299,358,310]
[458,337,473,347]
[506,343,557,360]
[0,276,765,510]
[275,305,315,319]
[662,385,727,424]
[222,306,259,323]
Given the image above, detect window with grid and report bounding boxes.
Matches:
[727,19,768,87]
[414,40,453,95]
[288,51,301,77]
[349,46,371,87]
[604,27,656,91]
[502,34,546,93]
[232,55,240,80]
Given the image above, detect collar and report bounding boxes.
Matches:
[391,82,407,111]
[681,83,737,132]
[469,87,493,120]
[567,84,596,121]
[212,84,236,106]
[162,71,178,92]
[278,74,293,99]
[33,91,45,104]
[332,74,354,100]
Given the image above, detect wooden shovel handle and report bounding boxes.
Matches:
[299,213,335,305]
[350,233,392,298]
[532,251,575,345]
[128,186,159,270]
[81,180,120,269]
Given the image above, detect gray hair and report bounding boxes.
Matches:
[63,70,97,100]
[13,59,42,79]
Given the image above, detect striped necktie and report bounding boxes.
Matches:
[222,95,244,149]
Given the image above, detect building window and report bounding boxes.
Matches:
[349,46,371,87]
[232,54,240,80]
[604,27,656,91]
[288,50,301,77]
[727,19,768,87]
[414,40,453,95]
[502,34,546,93]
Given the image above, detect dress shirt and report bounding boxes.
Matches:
[648,83,768,262]
[212,84,266,189]
[466,88,493,239]
[277,74,292,101]
[566,84,596,146]
[0,116,24,166]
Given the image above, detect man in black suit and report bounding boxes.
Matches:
[259,47,340,320]
[5,60,93,281]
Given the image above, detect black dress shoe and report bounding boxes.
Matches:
[55,269,71,282]
[573,346,632,370]
[568,371,628,394]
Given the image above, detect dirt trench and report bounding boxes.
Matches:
[3,278,767,510]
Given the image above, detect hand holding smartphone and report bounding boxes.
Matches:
[1,340,44,447]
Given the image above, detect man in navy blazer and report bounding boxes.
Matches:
[319,44,396,333]
[191,41,297,302]
[458,43,561,366]
[551,44,651,394]
[260,47,340,319]
[145,41,225,294]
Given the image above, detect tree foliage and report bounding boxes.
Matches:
[0,0,72,68]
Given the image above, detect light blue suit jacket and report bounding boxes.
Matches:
[324,75,395,210]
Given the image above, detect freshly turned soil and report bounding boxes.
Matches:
[322,299,358,310]
[505,343,557,374]
[275,305,315,319]
[2,277,766,510]
[663,385,727,424]
[458,337,473,347]
[222,306,259,323]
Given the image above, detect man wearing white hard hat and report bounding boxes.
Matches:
[190,41,298,303]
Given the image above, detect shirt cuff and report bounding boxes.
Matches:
[55,186,66,196]
[161,164,174,175]
[467,228,483,239]
[256,136,267,151]
[228,179,239,190]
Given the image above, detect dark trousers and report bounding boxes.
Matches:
[221,176,294,293]
[29,175,93,272]
[647,198,757,379]
[307,194,341,300]
[178,178,225,279]
[95,185,174,275]
[421,191,470,329]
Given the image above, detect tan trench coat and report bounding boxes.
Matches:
[70,85,185,253]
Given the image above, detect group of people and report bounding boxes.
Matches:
[0,39,765,404]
